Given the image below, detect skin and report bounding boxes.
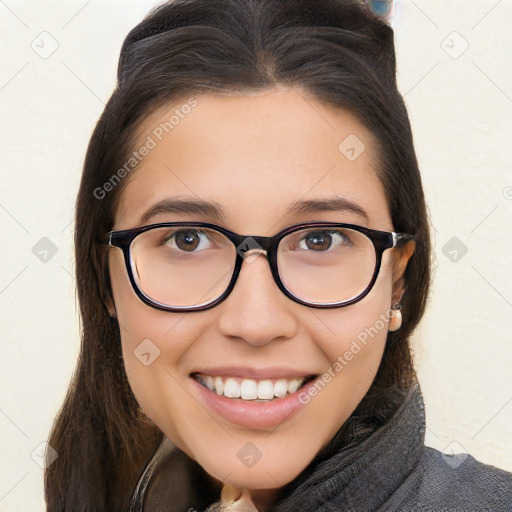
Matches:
[108,86,415,509]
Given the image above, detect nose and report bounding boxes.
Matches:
[217,250,298,347]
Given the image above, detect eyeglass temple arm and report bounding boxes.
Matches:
[392,232,415,247]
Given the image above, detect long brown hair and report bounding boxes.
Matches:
[45,0,431,509]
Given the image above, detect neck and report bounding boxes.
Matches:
[220,484,283,511]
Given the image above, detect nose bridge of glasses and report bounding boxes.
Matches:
[235,234,274,259]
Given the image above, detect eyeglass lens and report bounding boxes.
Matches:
[129,225,377,308]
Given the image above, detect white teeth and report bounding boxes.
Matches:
[240,379,258,400]
[204,375,214,391]
[288,378,301,394]
[257,380,274,400]
[223,378,240,398]
[214,376,224,395]
[195,374,308,401]
[273,379,288,398]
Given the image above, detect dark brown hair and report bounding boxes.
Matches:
[45,0,431,509]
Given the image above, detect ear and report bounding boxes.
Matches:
[390,239,416,305]
[105,296,117,318]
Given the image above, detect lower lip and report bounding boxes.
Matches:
[190,376,318,429]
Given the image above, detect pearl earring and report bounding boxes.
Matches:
[389,304,402,332]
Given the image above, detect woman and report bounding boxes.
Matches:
[44,0,511,510]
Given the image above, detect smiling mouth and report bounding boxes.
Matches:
[191,373,317,402]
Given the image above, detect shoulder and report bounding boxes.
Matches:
[407,446,512,510]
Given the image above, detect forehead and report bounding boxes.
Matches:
[115,87,391,232]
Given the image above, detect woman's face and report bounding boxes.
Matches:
[109,87,413,492]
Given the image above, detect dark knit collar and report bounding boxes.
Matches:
[129,384,426,511]
[273,383,425,510]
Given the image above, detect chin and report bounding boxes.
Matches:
[194,443,317,491]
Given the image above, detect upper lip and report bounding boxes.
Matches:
[191,366,317,380]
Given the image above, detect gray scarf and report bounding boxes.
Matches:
[129,384,512,511]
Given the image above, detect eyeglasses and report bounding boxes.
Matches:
[106,221,414,312]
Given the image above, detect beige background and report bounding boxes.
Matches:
[1,0,511,510]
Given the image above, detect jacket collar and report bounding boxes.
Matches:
[273,383,425,510]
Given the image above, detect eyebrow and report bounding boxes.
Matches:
[139,196,369,225]
[140,198,228,224]
[287,197,369,223]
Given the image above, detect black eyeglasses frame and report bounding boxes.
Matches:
[106,221,414,312]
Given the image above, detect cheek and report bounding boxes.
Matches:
[302,255,395,427]
[108,252,196,431]
[315,253,393,356]
[109,250,194,351]
[321,293,392,378]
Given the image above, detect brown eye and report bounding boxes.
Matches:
[162,229,213,252]
[304,232,332,251]
[174,230,201,251]
[297,230,353,252]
